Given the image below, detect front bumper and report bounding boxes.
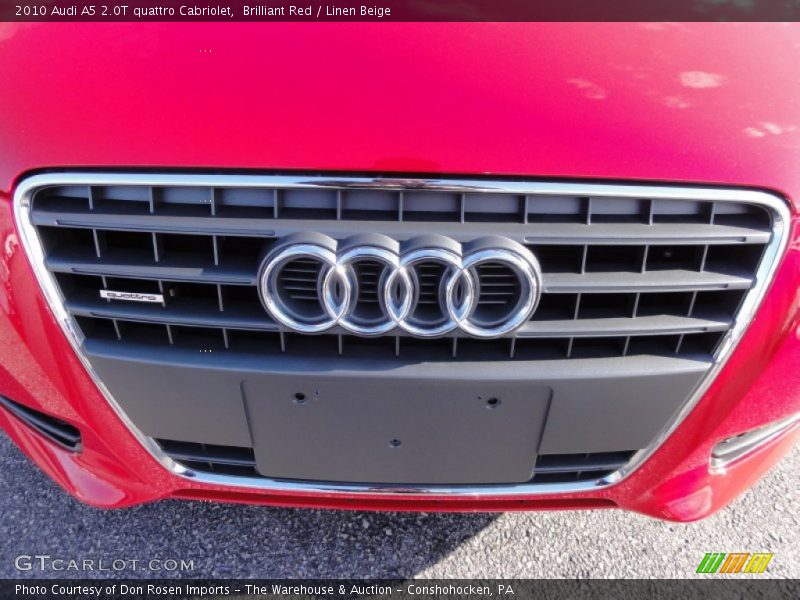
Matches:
[1,180,799,521]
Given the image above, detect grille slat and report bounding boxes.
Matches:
[67,294,730,339]
[519,314,730,338]
[32,206,772,245]
[46,247,259,285]
[33,180,773,363]
[158,439,256,468]
[533,451,634,475]
[544,269,753,293]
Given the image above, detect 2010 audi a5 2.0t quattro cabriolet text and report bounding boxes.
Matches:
[0,22,798,521]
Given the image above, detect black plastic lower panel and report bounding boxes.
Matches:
[84,339,709,484]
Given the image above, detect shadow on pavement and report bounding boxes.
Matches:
[0,434,499,578]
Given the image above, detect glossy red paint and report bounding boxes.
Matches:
[0,23,799,519]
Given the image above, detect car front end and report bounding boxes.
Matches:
[1,22,798,520]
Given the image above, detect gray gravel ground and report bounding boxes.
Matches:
[0,433,797,579]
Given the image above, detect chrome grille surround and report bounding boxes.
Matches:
[14,172,790,497]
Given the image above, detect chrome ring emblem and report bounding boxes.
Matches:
[260,243,343,333]
[258,236,542,338]
[336,245,413,336]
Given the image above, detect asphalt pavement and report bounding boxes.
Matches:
[0,433,797,579]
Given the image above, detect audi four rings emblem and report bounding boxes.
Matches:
[258,235,543,338]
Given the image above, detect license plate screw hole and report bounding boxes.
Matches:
[293,392,307,404]
[486,397,501,409]
[389,439,402,448]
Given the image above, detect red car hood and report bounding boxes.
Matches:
[1,22,799,204]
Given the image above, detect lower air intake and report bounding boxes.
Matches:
[157,439,636,484]
[0,395,81,452]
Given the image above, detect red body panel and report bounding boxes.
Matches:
[0,22,799,519]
